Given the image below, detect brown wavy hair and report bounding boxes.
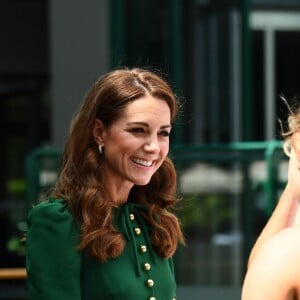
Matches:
[52,67,185,261]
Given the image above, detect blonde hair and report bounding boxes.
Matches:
[280,97,300,156]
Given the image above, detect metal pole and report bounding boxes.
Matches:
[241,0,253,141]
[170,0,184,145]
[229,9,242,142]
[109,0,125,67]
[264,28,276,140]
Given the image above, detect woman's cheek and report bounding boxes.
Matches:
[292,132,300,161]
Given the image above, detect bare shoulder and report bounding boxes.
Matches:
[242,225,300,300]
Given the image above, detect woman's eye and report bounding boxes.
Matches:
[130,127,145,134]
[160,130,170,137]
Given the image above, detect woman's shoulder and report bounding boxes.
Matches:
[27,197,76,228]
[29,197,68,216]
[251,226,300,271]
[262,225,300,258]
[242,226,300,299]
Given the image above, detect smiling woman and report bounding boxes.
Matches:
[93,95,171,189]
[26,67,185,300]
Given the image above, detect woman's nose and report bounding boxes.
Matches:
[143,136,159,152]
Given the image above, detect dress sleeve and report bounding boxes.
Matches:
[26,199,82,300]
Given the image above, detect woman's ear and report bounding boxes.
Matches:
[93,119,105,145]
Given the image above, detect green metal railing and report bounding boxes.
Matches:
[173,140,284,214]
[172,140,286,259]
[25,146,61,213]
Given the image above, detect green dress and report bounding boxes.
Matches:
[26,198,177,300]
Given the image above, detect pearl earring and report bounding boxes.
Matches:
[98,144,103,155]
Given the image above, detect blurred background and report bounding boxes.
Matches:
[1,0,300,299]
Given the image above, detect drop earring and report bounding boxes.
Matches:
[98,144,103,155]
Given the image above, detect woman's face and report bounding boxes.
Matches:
[290,131,300,158]
[94,95,171,190]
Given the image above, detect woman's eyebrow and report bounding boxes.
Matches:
[127,122,171,129]
[161,125,172,129]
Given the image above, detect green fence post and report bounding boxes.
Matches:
[109,0,126,68]
[264,140,283,216]
[170,0,184,146]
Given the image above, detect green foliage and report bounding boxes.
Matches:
[7,235,26,256]
[178,193,233,237]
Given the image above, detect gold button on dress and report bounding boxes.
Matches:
[140,245,147,253]
[134,227,141,235]
[143,263,151,271]
[146,279,154,288]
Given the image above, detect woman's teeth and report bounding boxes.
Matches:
[131,157,153,167]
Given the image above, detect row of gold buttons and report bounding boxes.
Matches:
[130,215,176,300]
[129,213,156,300]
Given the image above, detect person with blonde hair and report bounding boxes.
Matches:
[242,100,300,299]
[26,67,185,300]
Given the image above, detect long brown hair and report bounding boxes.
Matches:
[52,67,184,261]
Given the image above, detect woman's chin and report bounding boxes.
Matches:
[133,177,152,186]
